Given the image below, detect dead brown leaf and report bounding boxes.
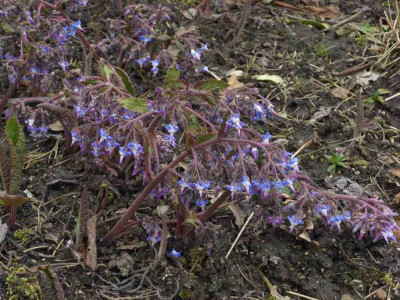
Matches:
[117,239,147,250]
[389,168,400,178]
[331,86,350,100]
[395,193,400,205]
[2,195,29,207]
[227,73,244,90]
[49,121,64,132]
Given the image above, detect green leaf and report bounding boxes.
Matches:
[194,79,227,92]
[120,97,149,113]
[80,79,100,86]
[114,67,135,96]
[5,118,20,146]
[327,165,336,173]
[200,95,217,106]
[1,23,15,33]
[99,59,113,81]
[195,133,216,145]
[165,65,180,87]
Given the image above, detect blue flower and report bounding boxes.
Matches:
[329,211,350,232]
[253,103,265,120]
[196,199,210,210]
[241,176,251,194]
[201,66,209,72]
[286,157,299,172]
[227,183,243,193]
[262,132,272,144]
[151,60,160,68]
[71,130,82,146]
[200,43,208,51]
[316,204,330,217]
[193,181,211,198]
[104,140,119,156]
[99,128,112,143]
[169,248,181,258]
[139,35,152,44]
[287,215,304,232]
[127,142,144,157]
[36,126,49,134]
[165,124,179,134]
[190,49,201,60]
[119,146,130,164]
[71,20,83,31]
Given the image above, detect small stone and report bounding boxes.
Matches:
[341,295,354,300]
[375,289,387,300]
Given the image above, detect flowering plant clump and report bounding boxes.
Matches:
[0,0,398,254]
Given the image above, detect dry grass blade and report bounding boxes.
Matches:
[75,185,89,251]
[85,215,97,271]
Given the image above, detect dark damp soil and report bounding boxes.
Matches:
[1,0,400,299]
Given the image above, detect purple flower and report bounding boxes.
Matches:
[287,215,304,232]
[73,105,87,118]
[374,228,397,244]
[227,183,243,199]
[58,60,69,71]
[268,215,283,229]
[227,114,245,134]
[91,142,104,158]
[177,179,192,194]
[77,0,88,6]
[169,248,181,258]
[251,147,259,161]
[136,57,148,69]
[36,126,49,134]
[201,66,209,73]
[27,118,35,132]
